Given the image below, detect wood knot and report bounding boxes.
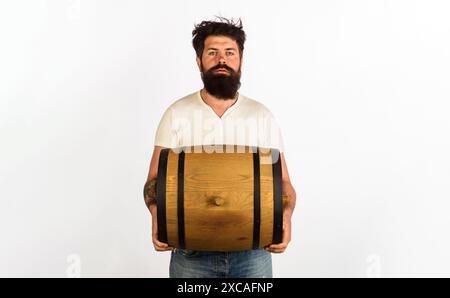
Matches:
[210,196,224,206]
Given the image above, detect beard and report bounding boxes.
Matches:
[200,62,241,100]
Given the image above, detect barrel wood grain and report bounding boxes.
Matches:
[158,145,282,251]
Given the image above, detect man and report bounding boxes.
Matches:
[144,17,296,278]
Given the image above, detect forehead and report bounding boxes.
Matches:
[204,35,238,49]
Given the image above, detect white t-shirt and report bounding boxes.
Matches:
[154,89,285,153]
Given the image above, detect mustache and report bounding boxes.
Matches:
[207,64,235,73]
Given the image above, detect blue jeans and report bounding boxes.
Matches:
[169,248,273,278]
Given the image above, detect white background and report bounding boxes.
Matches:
[1,0,450,277]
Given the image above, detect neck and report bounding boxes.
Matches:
[200,88,239,110]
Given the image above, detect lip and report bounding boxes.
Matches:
[215,68,228,72]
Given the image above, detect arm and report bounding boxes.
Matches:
[144,146,174,252]
[266,152,297,253]
[281,152,297,222]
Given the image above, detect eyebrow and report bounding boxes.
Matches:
[206,48,237,51]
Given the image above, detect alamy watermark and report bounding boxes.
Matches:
[366,254,382,278]
[160,108,284,163]
[66,254,81,278]
[66,0,81,21]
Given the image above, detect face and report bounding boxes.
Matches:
[196,35,243,100]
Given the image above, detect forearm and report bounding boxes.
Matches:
[149,204,157,217]
[282,180,296,221]
[145,183,158,232]
[143,178,158,211]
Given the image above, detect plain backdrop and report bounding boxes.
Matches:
[1,0,450,277]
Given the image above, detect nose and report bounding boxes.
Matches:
[217,52,227,64]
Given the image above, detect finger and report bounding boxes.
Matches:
[153,237,170,248]
[266,245,287,253]
[265,247,283,253]
[153,242,174,251]
[152,238,174,251]
[154,246,175,252]
[267,243,288,250]
[268,248,286,254]
[153,243,174,251]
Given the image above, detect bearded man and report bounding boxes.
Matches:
[143,17,296,278]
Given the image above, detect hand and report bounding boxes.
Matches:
[265,219,291,253]
[152,232,174,252]
[150,207,174,252]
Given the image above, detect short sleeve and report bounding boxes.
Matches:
[154,107,177,148]
[258,108,285,153]
[269,113,285,153]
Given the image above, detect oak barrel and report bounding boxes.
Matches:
[156,144,283,251]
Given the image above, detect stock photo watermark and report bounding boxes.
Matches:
[66,254,81,278]
[66,0,81,21]
[366,254,382,278]
[163,109,283,160]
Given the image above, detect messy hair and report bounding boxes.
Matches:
[192,16,246,59]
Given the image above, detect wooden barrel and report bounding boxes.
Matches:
[156,144,283,251]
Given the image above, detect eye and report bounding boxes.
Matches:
[208,51,216,56]
[226,52,234,56]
